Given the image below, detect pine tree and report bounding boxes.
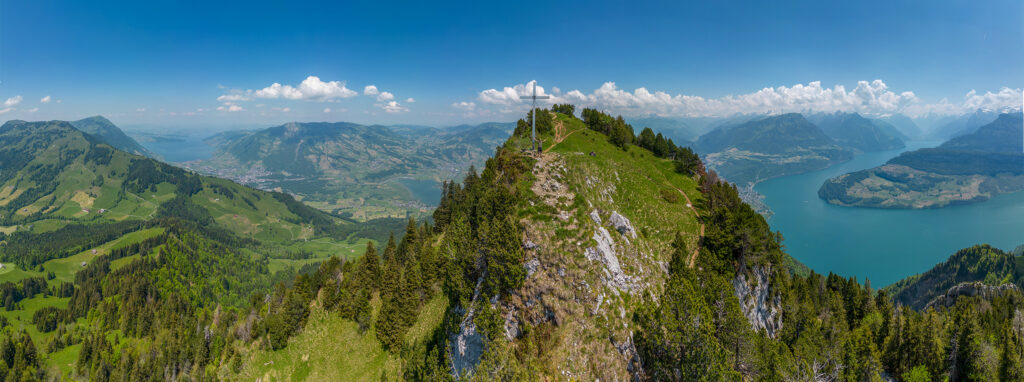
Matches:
[482,215,525,297]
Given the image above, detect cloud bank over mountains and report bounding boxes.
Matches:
[216,76,411,114]
[467,80,1023,119]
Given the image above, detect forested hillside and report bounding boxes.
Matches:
[886,245,1024,310]
[0,118,396,381]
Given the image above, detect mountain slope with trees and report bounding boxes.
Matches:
[2,108,1022,382]
[885,244,1024,310]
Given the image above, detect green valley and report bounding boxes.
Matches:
[183,121,513,220]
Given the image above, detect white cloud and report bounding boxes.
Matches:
[378,101,408,113]
[0,108,12,115]
[217,104,244,112]
[452,101,476,111]
[3,96,22,108]
[25,108,38,113]
[136,108,146,112]
[406,97,415,103]
[39,95,51,103]
[217,94,250,102]
[251,76,357,101]
[363,85,379,96]
[467,80,1023,118]
[323,107,331,113]
[478,80,554,106]
[961,87,1023,112]
[377,91,394,102]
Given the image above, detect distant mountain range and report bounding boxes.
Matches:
[918,109,1002,140]
[806,112,905,151]
[692,113,854,185]
[185,121,514,219]
[819,113,1024,208]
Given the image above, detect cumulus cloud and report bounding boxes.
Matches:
[0,108,12,115]
[25,108,38,113]
[961,87,1023,112]
[377,91,394,102]
[251,76,357,101]
[468,80,1022,118]
[378,101,408,113]
[406,97,415,103]
[40,95,51,103]
[3,96,22,108]
[363,85,379,96]
[478,81,554,106]
[136,108,146,112]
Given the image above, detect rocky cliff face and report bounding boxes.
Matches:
[925,281,1021,310]
[732,265,783,338]
[445,141,705,379]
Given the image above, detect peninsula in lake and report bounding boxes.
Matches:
[819,112,1024,209]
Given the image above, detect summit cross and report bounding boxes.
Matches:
[520,82,550,151]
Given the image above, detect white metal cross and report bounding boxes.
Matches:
[520,81,550,151]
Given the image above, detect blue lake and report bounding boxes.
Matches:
[131,133,217,162]
[397,178,442,206]
[755,141,1024,286]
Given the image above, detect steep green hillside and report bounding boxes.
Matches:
[69,116,154,158]
[694,113,853,184]
[808,112,905,151]
[0,120,352,250]
[187,121,513,219]
[820,113,1024,208]
[885,244,1023,310]
[0,119,396,380]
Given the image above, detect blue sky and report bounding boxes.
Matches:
[0,0,1021,127]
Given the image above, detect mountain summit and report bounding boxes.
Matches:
[69,115,154,158]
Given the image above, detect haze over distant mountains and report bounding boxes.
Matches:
[184,121,513,219]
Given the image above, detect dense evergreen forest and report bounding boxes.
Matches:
[0,107,1021,381]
